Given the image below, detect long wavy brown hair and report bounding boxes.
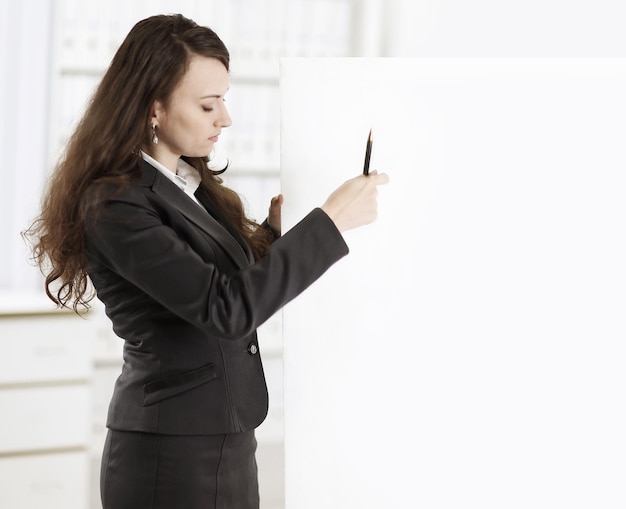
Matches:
[25,14,272,312]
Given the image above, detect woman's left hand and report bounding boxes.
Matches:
[268,194,283,236]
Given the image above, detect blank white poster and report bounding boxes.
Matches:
[280,59,626,509]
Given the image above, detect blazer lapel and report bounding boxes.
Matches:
[140,161,252,268]
[193,187,255,265]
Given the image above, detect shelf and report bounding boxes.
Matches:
[0,291,79,317]
[58,65,280,86]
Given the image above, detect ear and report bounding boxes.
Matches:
[150,100,166,127]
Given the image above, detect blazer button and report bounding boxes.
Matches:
[247,343,258,355]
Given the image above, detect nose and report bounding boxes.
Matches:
[216,101,232,128]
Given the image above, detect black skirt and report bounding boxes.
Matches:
[100,429,259,509]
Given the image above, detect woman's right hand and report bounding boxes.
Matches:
[321,170,389,233]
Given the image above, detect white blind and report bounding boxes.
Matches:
[0,0,53,292]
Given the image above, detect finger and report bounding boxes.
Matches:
[361,171,389,186]
[371,172,389,185]
[269,195,283,218]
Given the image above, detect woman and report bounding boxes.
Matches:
[27,14,388,509]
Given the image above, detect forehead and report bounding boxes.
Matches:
[175,56,230,97]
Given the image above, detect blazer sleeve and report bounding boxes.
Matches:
[84,187,349,340]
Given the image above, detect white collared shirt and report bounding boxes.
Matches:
[141,151,203,207]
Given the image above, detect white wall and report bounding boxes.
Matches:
[384,0,626,57]
[280,58,626,508]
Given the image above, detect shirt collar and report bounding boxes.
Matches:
[140,151,202,195]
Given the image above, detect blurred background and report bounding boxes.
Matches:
[1,0,626,508]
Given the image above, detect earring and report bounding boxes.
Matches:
[151,124,158,145]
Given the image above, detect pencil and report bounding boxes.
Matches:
[363,128,373,176]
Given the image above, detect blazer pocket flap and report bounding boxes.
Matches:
[142,364,217,406]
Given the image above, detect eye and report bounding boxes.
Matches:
[202,106,214,112]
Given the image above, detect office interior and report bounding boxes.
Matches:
[2,1,625,508]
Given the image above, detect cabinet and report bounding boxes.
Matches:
[0,453,89,509]
[0,293,95,509]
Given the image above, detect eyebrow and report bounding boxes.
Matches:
[201,87,230,100]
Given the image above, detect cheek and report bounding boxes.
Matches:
[163,108,212,142]
[168,106,201,131]
[190,114,212,135]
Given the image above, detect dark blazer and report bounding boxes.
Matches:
[84,160,348,435]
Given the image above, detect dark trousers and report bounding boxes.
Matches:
[100,429,259,509]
